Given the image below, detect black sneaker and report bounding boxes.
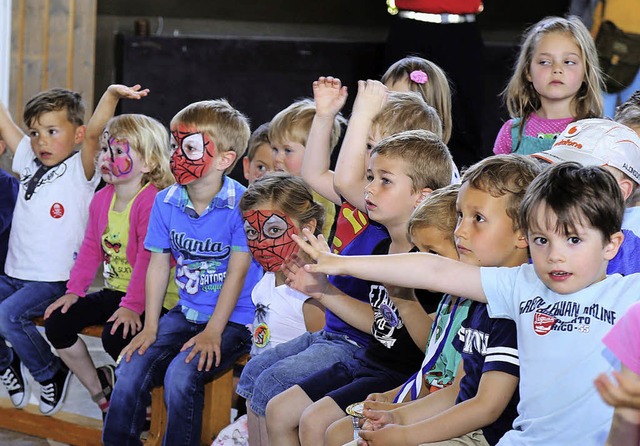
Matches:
[39,364,72,415]
[0,354,30,408]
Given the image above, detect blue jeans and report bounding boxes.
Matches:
[0,275,66,381]
[102,307,251,446]
[236,330,361,416]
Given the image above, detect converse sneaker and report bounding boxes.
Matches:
[0,354,30,408]
[96,364,115,401]
[39,365,72,415]
[95,364,115,421]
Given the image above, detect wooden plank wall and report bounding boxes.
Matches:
[8,0,97,126]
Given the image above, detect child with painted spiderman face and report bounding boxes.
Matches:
[103,99,262,446]
[240,172,326,356]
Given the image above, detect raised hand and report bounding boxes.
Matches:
[282,252,329,298]
[292,228,345,276]
[351,80,388,123]
[313,76,348,119]
[106,83,150,100]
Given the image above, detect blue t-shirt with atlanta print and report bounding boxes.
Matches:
[145,176,261,325]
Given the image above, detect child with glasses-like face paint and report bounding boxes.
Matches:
[237,172,327,445]
[239,172,327,351]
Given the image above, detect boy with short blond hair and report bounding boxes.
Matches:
[267,129,455,446]
[269,98,343,239]
[242,122,274,184]
[103,99,262,446]
[370,92,442,145]
[0,85,146,415]
[298,161,638,446]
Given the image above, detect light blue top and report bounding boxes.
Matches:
[481,263,640,446]
[623,206,640,236]
[145,176,260,324]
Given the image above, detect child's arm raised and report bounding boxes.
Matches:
[81,84,149,180]
[0,102,26,156]
[301,76,347,206]
[120,251,171,362]
[295,228,487,304]
[181,250,252,372]
[333,80,387,212]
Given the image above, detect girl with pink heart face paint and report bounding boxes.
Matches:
[44,108,176,419]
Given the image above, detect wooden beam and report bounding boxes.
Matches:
[0,398,102,446]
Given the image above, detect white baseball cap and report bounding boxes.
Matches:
[532,118,640,185]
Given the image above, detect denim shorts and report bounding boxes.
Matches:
[236,330,361,416]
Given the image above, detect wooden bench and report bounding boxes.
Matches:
[0,319,248,446]
[145,353,249,446]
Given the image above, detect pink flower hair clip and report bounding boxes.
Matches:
[409,70,428,84]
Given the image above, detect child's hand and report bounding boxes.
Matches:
[596,371,640,409]
[292,228,345,276]
[108,307,143,339]
[363,400,397,412]
[361,407,396,431]
[313,76,348,119]
[283,253,329,299]
[358,424,406,446]
[351,80,388,123]
[181,330,222,372]
[365,392,390,403]
[44,293,79,319]
[107,84,150,100]
[120,329,156,363]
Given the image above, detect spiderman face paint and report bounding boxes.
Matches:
[243,210,299,272]
[170,125,217,185]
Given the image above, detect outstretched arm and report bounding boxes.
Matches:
[0,102,25,155]
[283,253,373,333]
[302,76,347,205]
[294,228,487,304]
[81,84,150,180]
[333,80,387,212]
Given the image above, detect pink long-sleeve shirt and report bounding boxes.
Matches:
[65,183,158,314]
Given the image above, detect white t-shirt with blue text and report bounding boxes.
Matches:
[481,264,640,446]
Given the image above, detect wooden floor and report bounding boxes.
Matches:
[0,332,108,445]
